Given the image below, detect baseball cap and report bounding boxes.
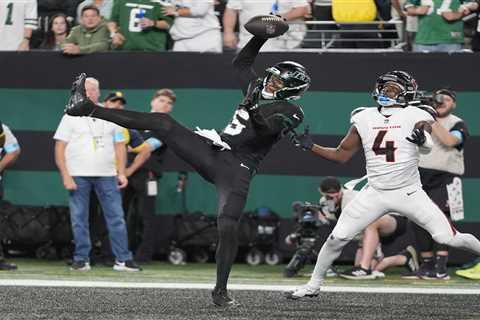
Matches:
[104,91,127,104]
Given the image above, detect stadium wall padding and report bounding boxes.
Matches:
[1,52,480,221]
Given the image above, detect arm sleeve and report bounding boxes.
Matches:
[25,0,38,30]
[232,36,268,95]
[450,121,469,149]
[145,137,163,151]
[113,124,126,143]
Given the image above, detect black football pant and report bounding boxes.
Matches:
[89,107,252,290]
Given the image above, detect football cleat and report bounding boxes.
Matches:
[339,266,376,280]
[456,262,480,280]
[403,245,420,273]
[284,284,320,300]
[212,288,240,307]
[65,73,96,117]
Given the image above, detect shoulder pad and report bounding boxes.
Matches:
[350,107,368,118]
[417,105,438,120]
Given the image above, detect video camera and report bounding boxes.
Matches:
[284,201,327,277]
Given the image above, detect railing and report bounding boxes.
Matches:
[290,20,405,52]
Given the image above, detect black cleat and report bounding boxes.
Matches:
[64,73,95,117]
[212,288,240,307]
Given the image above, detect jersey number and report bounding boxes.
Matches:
[128,8,145,32]
[372,130,396,162]
[223,109,248,136]
[5,3,13,25]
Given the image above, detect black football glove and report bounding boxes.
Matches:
[406,128,426,146]
[239,78,263,112]
[291,126,314,151]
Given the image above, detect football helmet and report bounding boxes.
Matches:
[262,61,311,101]
[372,70,418,107]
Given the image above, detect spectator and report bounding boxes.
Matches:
[0,0,38,51]
[391,0,418,51]
[63,5,110,55]
[164,0,222,52]
[103,91,155,260]
[108,0,174,52]
[54,77,140,272]
[76,0,114,23]
[31,0,79,48]
[38,13,70,50]
[132,89,176,262]
[0,121,21,270]
[405,0,478,52]
[412,88,469,280]
[468,1,480,51]
[223,0,310,51]
[340,217,419,279]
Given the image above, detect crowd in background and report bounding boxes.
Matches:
[0,0,479,53]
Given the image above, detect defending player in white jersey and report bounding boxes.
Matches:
[286,70,480,299]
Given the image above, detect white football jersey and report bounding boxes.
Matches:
[351,106,434,190]
[0,0,38,51]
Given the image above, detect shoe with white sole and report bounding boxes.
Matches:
[285,284,321,300]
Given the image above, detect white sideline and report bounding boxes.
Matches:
[0,279,479,295]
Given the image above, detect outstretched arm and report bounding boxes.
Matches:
[232,36,267,95]
[296,126,362,163]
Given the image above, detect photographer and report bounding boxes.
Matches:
[284,177,354,277]
[413,88,469,280]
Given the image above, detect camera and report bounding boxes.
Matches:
[284,201,327,278]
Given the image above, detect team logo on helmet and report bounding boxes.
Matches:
[262,61,311,101]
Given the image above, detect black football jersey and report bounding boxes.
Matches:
[220,101,304,169]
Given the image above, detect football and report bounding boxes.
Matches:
[244,15,289,39]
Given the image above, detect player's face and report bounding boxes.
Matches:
[151,96,174,113]
[381,82,402,99]
[81,9,101,29]
[104,100,125,110]
[52,16,67,35]
[265,75,285,94]
[435,94,455,117]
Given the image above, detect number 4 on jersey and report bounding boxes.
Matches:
[372,130,396,162]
